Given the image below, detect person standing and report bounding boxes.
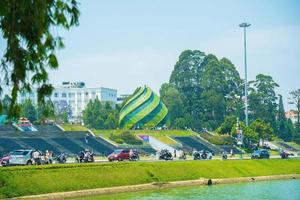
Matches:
[32,149,40,165]
[174,149,177,158]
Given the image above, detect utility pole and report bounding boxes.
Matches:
[239,22,251,126]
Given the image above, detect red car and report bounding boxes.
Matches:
[108,149,139,161]
[0,155,11,166]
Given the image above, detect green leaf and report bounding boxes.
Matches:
[48,54,58,69]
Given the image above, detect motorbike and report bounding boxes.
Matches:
[222,152,228,160]
[179,152,187,160]
[193,150,213,160]
[56,153,67,164]
[280,151,289,159]
[159,149,173,160]
[76,150,95,163]
[129,152,139,161]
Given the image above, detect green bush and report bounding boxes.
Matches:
[201,133,234,145]
[109,131,143,145]
[114,138,124,144]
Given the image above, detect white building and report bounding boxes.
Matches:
[19,81,117,121]
[117,94,130,104]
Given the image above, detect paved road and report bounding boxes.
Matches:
[78,155,300,164]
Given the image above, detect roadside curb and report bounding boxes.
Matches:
[15,174,300,200]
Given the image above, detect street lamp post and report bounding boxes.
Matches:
[239,22,251,126]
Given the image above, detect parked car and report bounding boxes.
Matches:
[251,149,270,159]
[0,155,10,166]
[159,149,173,160]
[9,150,36,165]
[108,149,139,161]
[193,150,213,160]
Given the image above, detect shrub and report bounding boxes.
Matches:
[114,138,124,144]
[109,132,143,145]
[201,132,234,145]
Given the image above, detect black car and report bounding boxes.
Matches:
[251,149,270,159]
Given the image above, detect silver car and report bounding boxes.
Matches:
[9,149,36,165]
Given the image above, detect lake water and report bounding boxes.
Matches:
[79,179,300,200]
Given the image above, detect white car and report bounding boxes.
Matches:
[9,149,39,165]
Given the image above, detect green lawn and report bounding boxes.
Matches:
[60,124,88,131]
[93,129,196,145]
[287,142,300,150]
[0,159,299,198]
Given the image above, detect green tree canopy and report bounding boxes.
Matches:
[83,99,118,130]
[168,50,242,130]
[276,94,294,141]
[20,99,37,122]
[160,83,185,128]
[37,100,55,122]
[0,0,79,118]
[248,74,279,130]
[249,119,273,142]
[289,89,300,133]
[216,115,237,134]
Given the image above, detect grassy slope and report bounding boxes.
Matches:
[0,159,299,198]
[61,124,88,131]
[93,129,196,145]
[287,142,300,150]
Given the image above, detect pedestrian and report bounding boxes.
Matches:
[85,133,89,144]
[129,149,134,160]
[32,149,40,165]
[45,150,50,164]
[174,149,177,158]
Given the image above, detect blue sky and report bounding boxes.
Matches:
[1,0,300,109]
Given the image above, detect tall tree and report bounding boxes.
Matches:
[168,50,243,130]
[83,99,118,129]
[20,99,37,122]
[0,0,80,118]
[276,94,294,141]
[200,55,242,129]
[0,94,11,115]
[289,89,300,132]
[169,50,205,124]
[248,74,279,130]
[160,83,185,128]
[37,100,55,122]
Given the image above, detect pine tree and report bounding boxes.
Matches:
[277,94,294,141]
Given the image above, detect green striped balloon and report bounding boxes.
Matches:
[119,86,169,129]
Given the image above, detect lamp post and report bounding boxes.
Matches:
[239,22,251,126]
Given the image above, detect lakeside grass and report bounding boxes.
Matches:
[0,159,299,198]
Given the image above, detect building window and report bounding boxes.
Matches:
[54,93,58,97]
[68,93,75,98]
[62,93,67,98]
